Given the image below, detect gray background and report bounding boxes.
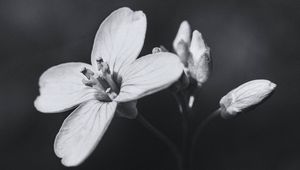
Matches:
[0,0,299,169]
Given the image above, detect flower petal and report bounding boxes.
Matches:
[219,79,276,118]
[187,31,211,86]
[34,62,98,113]
[189,30,208,62]
[116,100,138,119]
[54,100,117,167]
[173,21,191,65]
[173,20,191,52]
[91,7,146,76]
[115,52,184,102]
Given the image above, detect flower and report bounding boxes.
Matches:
[34,7,183,167]
[173,21,211,87]
[219,79,277,119]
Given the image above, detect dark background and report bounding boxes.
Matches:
[0,0,299,169]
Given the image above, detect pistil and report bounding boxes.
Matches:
[96,59,119,94]
[80,58,119,101]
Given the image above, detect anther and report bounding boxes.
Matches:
[81,67,94,79]
[96,57,104,71]
[101,62,110,74]
[81,58,119,101]
[96,58,103,63]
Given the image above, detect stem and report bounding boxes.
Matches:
[174,92,191,170]
[173,93,184,114]
[189,108,220,169]
[136,114,183,170]
[182,112,190,170]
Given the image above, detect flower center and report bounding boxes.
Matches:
[81,58,119,101]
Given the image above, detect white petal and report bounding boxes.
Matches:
[231,80,276,109]
[219,79,276,118]
[173,20,191,52]
[187,31,211,86]
[34,62,98,113]
[116,100,138,119]
[54,100,117,167]
[173,21,191,65]
[189,30,207,62]
[115,52,184,102]
[91,7,146,76]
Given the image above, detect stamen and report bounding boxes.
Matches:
[80,59,119,101]
[96,57,104,71]
[97,60,118,93]
[102,74,119,94]
[107,91,117,100]
[97,76,111,91]
[81,67,94,79]
[101,62,111,74]
[82,79,96,87]
[97,58,103,63]
[81,67,104,90]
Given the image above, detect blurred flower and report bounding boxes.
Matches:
[173,21,211,87]
[34,7,183,167]
[219,79,276,119]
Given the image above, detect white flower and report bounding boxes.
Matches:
[34,7,183,167]
[219,79,277,119]
[173,21,211,87]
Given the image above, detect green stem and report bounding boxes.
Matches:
[136,114,183,170]
[189,108,221,169]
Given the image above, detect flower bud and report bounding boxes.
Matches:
[188,30,211,86]
[219,79,276,119]
[152,47,163,54]
[173,21,191,65]
[171,21,211,94]
[152,46,168,54]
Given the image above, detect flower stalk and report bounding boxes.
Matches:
[189,108,221,169]
[136,114,184,170]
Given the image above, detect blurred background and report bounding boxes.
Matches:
[0,0,299,169]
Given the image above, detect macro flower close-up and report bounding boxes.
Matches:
[0,1,298,170]
[34,7,183,166]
